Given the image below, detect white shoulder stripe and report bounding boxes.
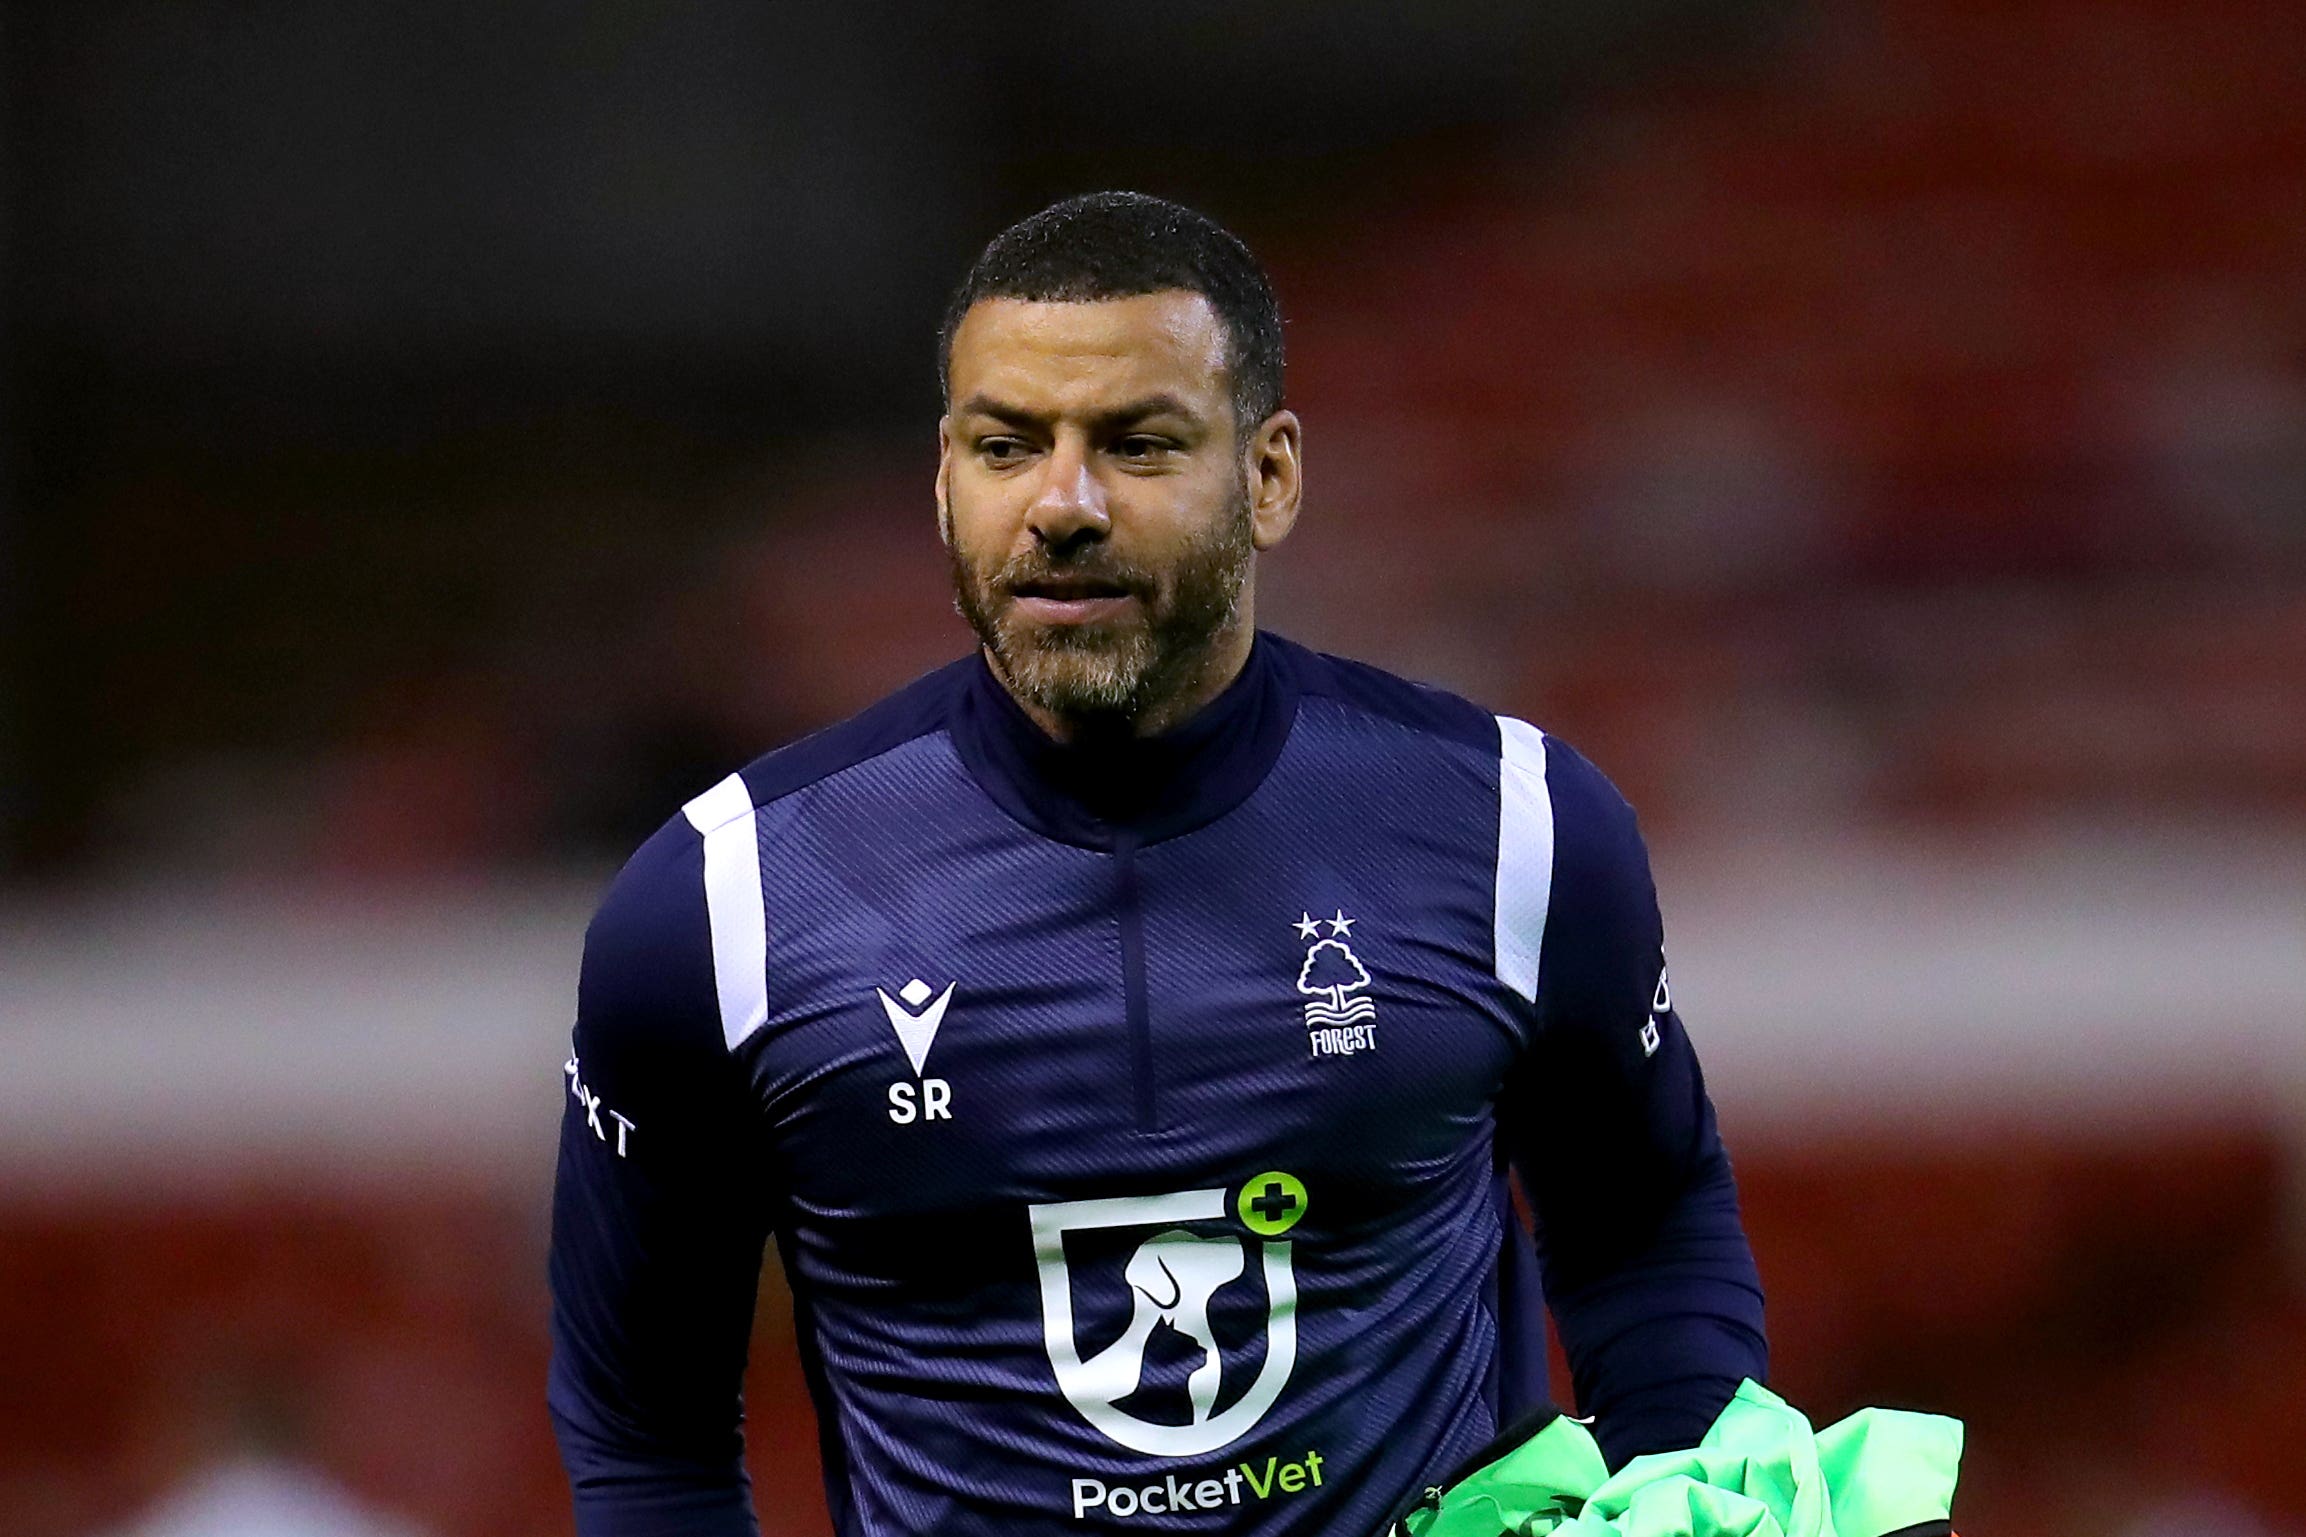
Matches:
[682,773,770,1050]
[1493,716,1555,1004]
[682,771,755,837]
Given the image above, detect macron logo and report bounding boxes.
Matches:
[877,978,956,1076]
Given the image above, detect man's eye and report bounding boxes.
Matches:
[1115,436,1169,459]
[979,439,1030,464]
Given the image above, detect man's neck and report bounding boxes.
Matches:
[990,616,1257,746]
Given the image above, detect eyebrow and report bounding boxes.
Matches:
[957,392,1204,432]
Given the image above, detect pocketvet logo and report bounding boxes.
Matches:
[1030,1176,1306,1459]
[1069,1449,1326,1521]
[877,977,955,1123]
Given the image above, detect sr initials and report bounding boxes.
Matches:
[887,1079,953,1123]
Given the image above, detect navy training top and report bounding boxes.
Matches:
[548,631,1766,1537]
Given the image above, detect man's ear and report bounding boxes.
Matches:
[935,415,955,548]
[1246,409,1303,552]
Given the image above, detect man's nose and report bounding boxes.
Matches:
[1027,438,1109,551]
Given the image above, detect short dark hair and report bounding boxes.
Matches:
[938,191,1285,434]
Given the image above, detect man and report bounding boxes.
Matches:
[549,191,1766,1536]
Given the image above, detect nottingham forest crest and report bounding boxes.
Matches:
[1291,911,1377,1059]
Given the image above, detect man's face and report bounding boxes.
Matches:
[938,291,1260,724]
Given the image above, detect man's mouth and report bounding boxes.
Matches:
[1006,575,1141,624]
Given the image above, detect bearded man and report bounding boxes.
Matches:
[548,192,1767,1537]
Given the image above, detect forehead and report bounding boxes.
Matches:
[947,291,1230,417]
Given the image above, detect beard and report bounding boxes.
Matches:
[949,490,1255,724]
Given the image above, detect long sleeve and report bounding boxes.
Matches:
[1499,737,1767,1469]
[548,818,775,1537]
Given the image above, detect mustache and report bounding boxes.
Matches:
[987,549,1159,600]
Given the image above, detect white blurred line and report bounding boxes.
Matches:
[0,883,597,1175]
[1,832,2300,1181]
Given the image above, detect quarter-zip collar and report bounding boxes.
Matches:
[950,629,1299,850]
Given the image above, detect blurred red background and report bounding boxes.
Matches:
[2,0,2300,1532]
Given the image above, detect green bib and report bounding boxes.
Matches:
[1386,1381,1961,1537]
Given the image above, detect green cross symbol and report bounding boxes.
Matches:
[1239,1171,1308,1236]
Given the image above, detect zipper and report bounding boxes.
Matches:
[1113,832,1155,1131]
